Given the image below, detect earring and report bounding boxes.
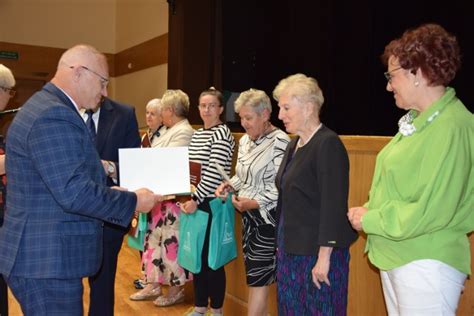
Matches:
[414,81,419,86]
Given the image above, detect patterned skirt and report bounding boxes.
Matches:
[276,216,350,315]
[241,211,277,286]
[142,200,190,286]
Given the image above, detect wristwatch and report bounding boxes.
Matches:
[107,161,115,176]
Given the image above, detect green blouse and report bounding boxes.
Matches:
[362,87,474,274]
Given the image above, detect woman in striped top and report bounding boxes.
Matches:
[181,88,235,316]
[215,88,289,316]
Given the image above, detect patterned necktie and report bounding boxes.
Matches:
[86,110,96,144]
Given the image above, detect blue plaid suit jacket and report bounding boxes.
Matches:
[0,83,137,279]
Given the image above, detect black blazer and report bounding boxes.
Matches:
[275,125,357,255]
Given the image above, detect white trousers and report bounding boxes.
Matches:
[380,259,467,316]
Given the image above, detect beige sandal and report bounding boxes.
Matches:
[129,285,162,301]
[153,288,185,307]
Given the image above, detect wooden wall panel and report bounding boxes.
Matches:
[224,134,474,316]
[0,38,167,150]
[0,42,116,78]
[0,36,168,97]
[114,33,168,77]
[0,42,64,81]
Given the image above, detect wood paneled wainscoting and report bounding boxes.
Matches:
[223,135,474,316]
[8,135,474,315]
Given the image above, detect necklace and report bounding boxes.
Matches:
[248,123,275,153]
[252,122,275,142]
[297,123,322,147]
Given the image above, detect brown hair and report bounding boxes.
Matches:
[381,23,461,86]
[199,87,224,106]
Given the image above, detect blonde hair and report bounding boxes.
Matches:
[0,64,15,88]
[234,88,272,114]
[161,89,190,117]
[273,73,324,113]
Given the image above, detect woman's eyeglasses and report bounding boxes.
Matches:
[0,86,16,97]
[384,67,403,82]
[198,103,220,110]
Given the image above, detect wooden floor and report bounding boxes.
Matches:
[8,241,194,315]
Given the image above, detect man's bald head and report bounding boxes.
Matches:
[59,44,107,70]
[51,44,109,110]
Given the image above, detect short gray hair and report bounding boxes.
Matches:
[0,64,15,88]
[161,89,189,118]
[273,73,324,113]
[234,88,272,115]
[146,98,162,114]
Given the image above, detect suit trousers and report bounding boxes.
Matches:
[0,274,8,316]
[88,226,124,316]
[380,259,467,316]
[7,275,82,316]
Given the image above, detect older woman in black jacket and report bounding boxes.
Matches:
[273,73,357,315]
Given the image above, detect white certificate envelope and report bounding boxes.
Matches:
[119,147,190,195]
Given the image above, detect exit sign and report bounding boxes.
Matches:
[0,51,19,60]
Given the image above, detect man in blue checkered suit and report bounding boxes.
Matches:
[0,44,160,315]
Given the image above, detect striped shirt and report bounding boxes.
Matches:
[230,129,289,226]
[189,124,235,204]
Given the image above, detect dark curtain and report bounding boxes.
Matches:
[221,0,474,135]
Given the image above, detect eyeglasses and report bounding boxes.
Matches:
[80,65,109,88]
[384,67,403,82]
[198,103,220,110]
[69,65,109,88]
[0,86,16,97]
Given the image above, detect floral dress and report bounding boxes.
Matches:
[142,200,190,286]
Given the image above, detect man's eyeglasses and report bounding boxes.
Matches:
[384,67,403,82]
[70,65,109,88]
[198,103,220,110]
[0,86,16,97]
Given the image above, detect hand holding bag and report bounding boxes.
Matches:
[177,209,209,273]
[208,194,237,270]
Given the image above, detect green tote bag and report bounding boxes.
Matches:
[177,209,209,273]
[127,212,147,251]
[208,195,237,270]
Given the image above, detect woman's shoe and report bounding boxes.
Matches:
[184,306,206,316]
[153,288,185,307]
[129,286,162,301]
[133,278,146,289]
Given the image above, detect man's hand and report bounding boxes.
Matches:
[134,188,162,213]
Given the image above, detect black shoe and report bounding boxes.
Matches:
[133,279,145,289]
